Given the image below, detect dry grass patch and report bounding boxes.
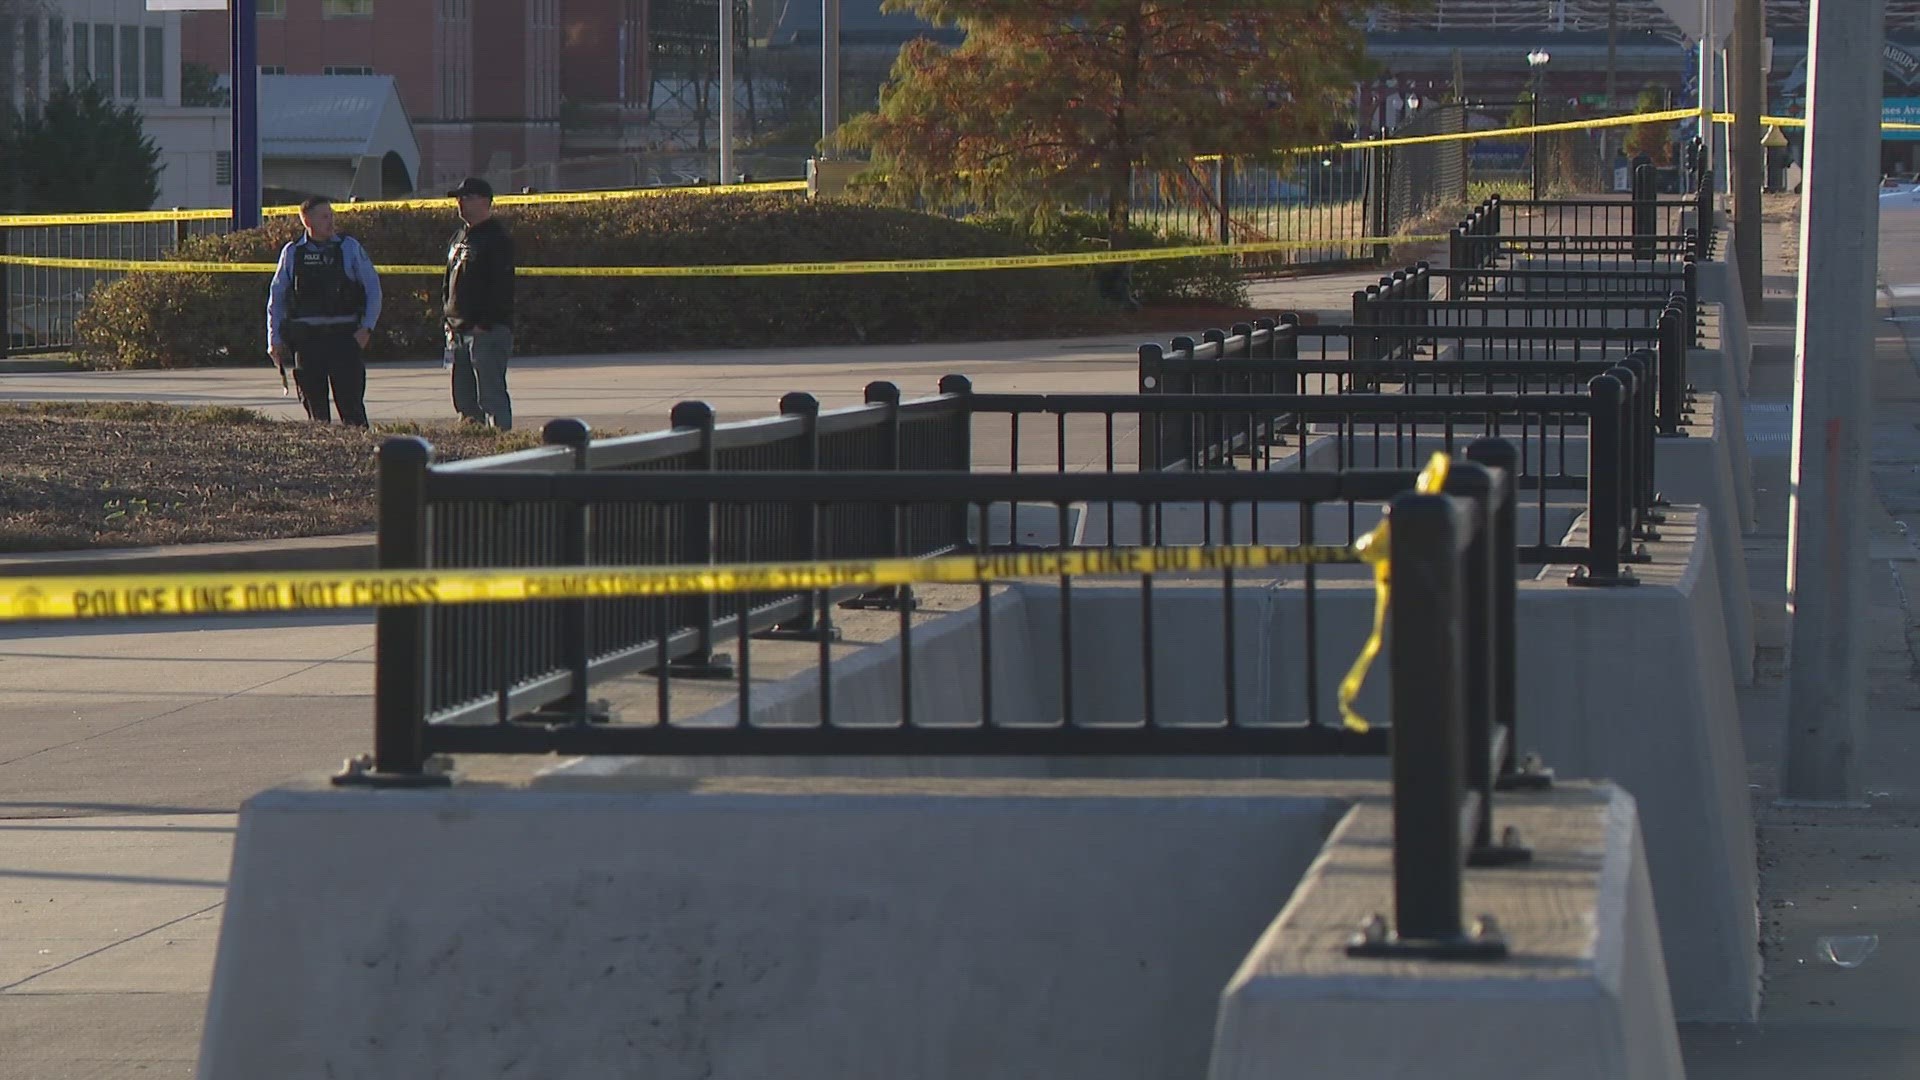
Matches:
[0,404,547,552]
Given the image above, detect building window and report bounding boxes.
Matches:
[22,18,41,99]
[144,27,164,99]
[216,151,233,186]
[323,65,374,76]
[260,65,285,75]
[72,23,89,84]
[322,0,374,17]
[49,18,64,86]
[120,26,139,98]
[94,26,114,94]
[260,0,286,16]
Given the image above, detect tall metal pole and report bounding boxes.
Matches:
[1697,0,1715,171]
[231,0,260,230]
[1530,65,1543,201]
[719,0,735,183]
[1732,0,1764,310]
[1606,0,1618,108]
[822,0,841,154]
[1783,0,1884,804]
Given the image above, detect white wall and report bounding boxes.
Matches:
[7,2,210,210]
[145,104,229,209]
[21,0,183,108]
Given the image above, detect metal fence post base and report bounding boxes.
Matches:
[1566,567,1640,588]
[660,652,737,679]
[531,699,614,725]
[1468,826,1534,868]
[756,621,844,644]
[1497,752,1557,792]
[840,585,919,612]
[1345,915,1510,961]
[330,753,454,788]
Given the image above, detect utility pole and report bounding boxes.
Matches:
[719,0,735,183]
[822,0,840,154]
[232,0,260,229]
[1783,0,1884,804]
[1732,0,1764,310]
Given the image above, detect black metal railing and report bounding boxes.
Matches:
[947,382,1635,578]
[1449,173,1708,272]
[1147,315,1669,393]
[0,214,230,356]
[1132,324,1663,573]
[370,448,1503,757]
[361,437,1537,958]
[387,383,972,731]
[1351,258,1698,339]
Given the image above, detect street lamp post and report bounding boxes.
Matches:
[1527,50,1551,200]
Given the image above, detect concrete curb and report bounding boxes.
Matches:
[0,356,82,374]
[0,533,375,577]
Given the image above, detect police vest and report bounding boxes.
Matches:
[289,237,365,321]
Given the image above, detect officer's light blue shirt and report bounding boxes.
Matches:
[265,234,383,349]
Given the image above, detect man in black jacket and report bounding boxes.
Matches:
[443,177,516,430]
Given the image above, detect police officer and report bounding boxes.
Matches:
[266,196,383,426]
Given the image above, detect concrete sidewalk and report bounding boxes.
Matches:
[1676,218,1920,1075]
[0,270,1383,432]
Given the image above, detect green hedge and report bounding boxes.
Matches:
[74,195,1235,370]
[969,211,1248,307]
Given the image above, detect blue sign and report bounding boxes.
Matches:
[1886,98,1920,141]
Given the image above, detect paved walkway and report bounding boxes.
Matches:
[1677,215,1920,1075]
[0,272,1381,436]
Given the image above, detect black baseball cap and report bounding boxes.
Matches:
[446,177,494,199]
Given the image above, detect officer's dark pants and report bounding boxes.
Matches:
[284,322,368,426]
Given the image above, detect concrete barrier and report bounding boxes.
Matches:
[1686,357,1757,534]
[1282,424,1754,686]
[1652,397,1756,683]
[1692,241,1758,539]
[1529,506,1758,1020]
[565,509,1757,1020]
[1208,783,1684,1080]
[198,777,1353,1079]
[1695,252,1753,393]
[199,778,1679,1079]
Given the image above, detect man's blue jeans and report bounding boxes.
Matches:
[450,326,513,431]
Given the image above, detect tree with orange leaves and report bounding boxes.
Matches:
[835,0,1396,249]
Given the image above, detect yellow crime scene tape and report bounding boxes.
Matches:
[0,180,809,228]
[0,453,1452,734]
[0,106,1888,231]
[0,105,1811,230]
[0,233,1449,277]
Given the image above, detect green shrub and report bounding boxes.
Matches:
[72,194,1175,370]
[968,211,1248,307]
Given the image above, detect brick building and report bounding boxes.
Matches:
[179,0,578,193]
